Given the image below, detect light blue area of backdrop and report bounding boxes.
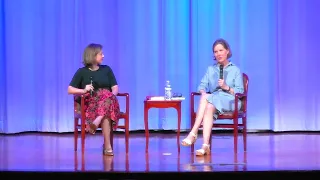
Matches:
[0,0,319,133]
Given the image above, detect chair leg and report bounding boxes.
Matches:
[243,117,247,151]
[190,114,196,154]
[81,122,86,152]
[233,129,238,153]
[233,120,238,153]
[125,118,129,154]
[74,118,78,151]
[110,120,114,149]
[191,144,194,154]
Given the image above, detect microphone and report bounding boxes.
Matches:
[90,76,93,96]
[219,65,223,79]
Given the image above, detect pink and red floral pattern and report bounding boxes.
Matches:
[84,89,120,130]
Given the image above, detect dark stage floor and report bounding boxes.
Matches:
[0,131,320,178]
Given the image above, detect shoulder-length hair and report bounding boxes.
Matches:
[212,38,232,60]
[82,43,103,67]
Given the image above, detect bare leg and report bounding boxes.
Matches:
[186,94,209,138]
[202,103,215,145]
[86,116,104,134]
[93,116,104,127]
[195,103,215,156]
[102,118,112,151]
[191,94,210,133]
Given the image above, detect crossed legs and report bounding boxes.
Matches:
[181,94,216,155]
[87,116,114,156]
[86,116,103,134]
[196,103,215,156]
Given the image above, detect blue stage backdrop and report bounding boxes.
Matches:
[0,0,319,133]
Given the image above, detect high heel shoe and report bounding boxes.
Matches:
[87,122,97,135]
[103,149,114,156]
[181,132,197,146]
[195,144,210,156]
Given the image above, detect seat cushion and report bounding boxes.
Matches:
[218,111,245,119]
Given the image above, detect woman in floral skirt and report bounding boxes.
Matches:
[68,43,120,156]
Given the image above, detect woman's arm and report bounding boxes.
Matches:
[107,66,119,96]
[226,86,235,95]
[68,86,86,95]
[197,67,210,94]
[223,69,244,95]
[111,85,119,95]
[68,68,86,95]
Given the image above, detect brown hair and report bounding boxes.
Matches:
[212,38,232,60]
[82,43,103,67]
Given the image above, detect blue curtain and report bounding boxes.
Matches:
[0,0,319,133]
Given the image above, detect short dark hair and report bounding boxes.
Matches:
[82,43,103,67]
[212,38,232,60]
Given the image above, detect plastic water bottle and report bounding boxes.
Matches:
[164,80,172,100]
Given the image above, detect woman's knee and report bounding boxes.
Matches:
[200,94,209,102]
[204,103,215,114]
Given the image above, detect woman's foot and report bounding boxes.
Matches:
[195,144,210,156]
[87,122,97,134]
[181,132,197,146]
[103,148,114,156]
[103,143,114,156]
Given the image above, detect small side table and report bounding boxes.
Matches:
[144,99,182,153]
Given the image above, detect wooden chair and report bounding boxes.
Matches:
[190,73,249,153]
[73,93,130,153]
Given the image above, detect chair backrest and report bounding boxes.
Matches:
[241,73,249,112]
[243,73,249,94]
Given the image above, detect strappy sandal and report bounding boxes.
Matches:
[195,144,210,156]
[181,132,197,146]
[87,122,97,135]
[103,149,114,156]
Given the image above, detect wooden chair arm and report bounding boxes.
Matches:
[117,93,130,115]
[73,94,84,99]
[235,93,247,113]
[190,92,201,124]
[191,92,201,97]
[117,93,129,97]
[235,93,247,99]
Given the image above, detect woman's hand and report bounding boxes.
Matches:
[218,79,228,90]
[83,84,94,93]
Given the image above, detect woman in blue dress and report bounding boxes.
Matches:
[181,39,244,156]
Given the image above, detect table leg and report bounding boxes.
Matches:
[144,105,149,153]
[177,104,181,153]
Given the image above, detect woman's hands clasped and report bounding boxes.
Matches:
[83,84,94,94]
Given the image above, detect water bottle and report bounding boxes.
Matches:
[164,80,172,100]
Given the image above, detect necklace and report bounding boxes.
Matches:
[89,67,99,71]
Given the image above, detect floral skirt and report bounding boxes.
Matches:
[84,89,120,130]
